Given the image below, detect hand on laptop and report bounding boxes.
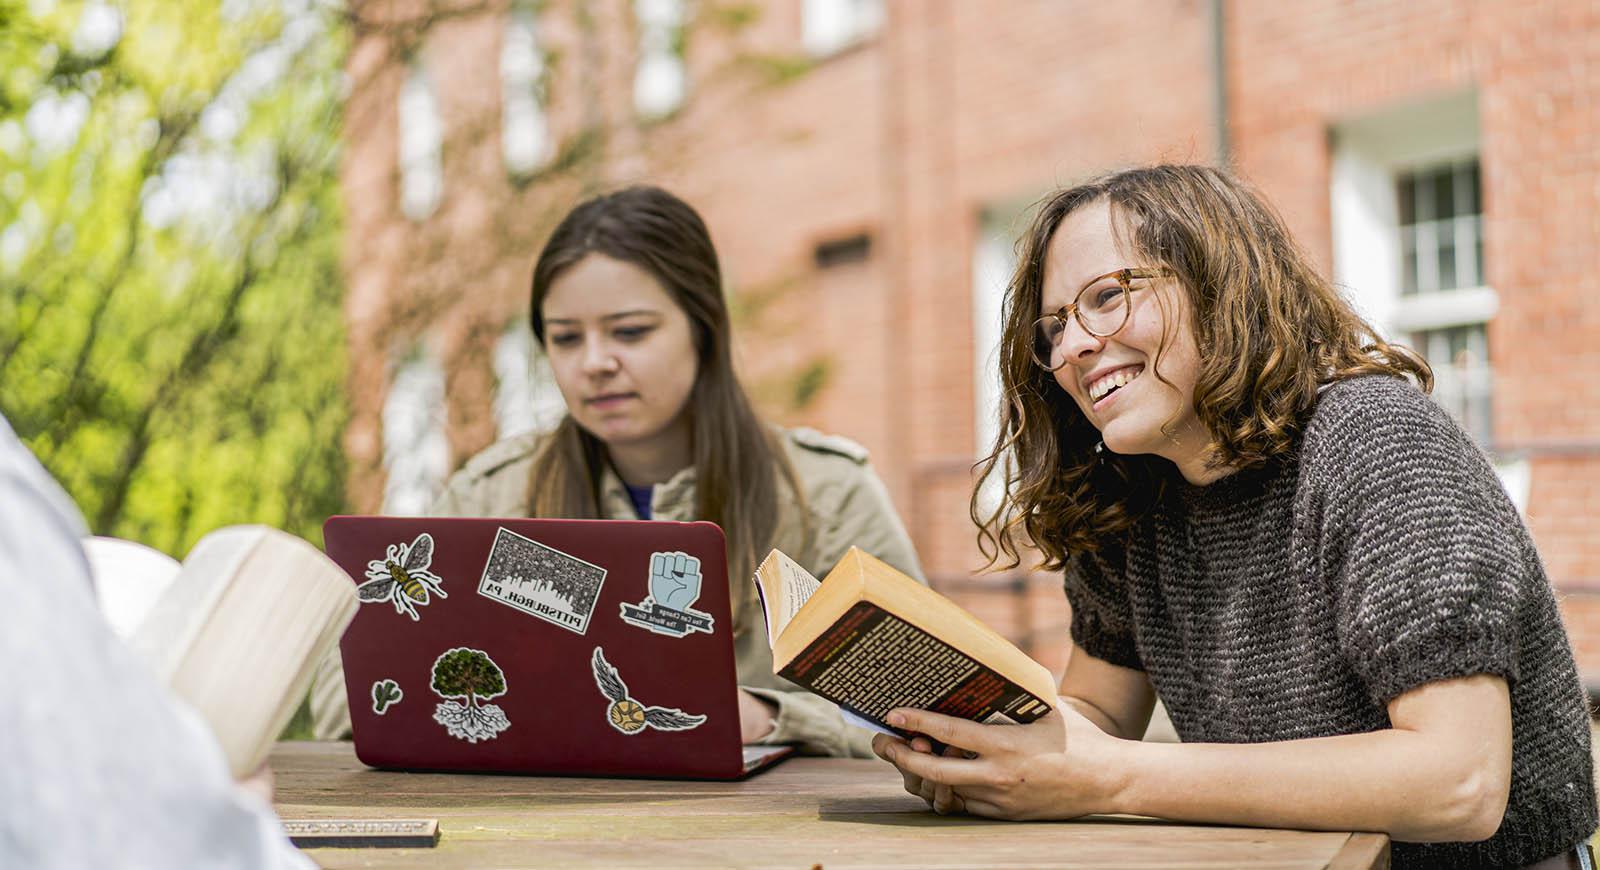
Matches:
[738,689,778,743]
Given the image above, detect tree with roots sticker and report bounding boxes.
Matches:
[430,647,511,743]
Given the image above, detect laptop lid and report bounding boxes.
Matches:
[324,516,785,780]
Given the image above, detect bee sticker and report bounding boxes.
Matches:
[477,527,607,635]
[619,551,716,638]
[371,679,403,715]
[430,647,511,743]
[590,646,707,735]
[358,533,447,621]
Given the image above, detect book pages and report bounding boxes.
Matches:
[753,550,821,649]
[128,526,357,778]
[82,536,182,640]
[126,526,262,683]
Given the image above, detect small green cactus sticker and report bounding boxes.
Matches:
[371,679,403,715]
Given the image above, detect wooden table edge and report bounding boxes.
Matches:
[1325,832,1390,870]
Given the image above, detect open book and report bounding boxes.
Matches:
[109,526,358,778]
[754,547,1057,735]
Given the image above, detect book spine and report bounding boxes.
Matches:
[777,602,1052,731]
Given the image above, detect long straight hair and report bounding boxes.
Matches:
[524,186,804,592]
[974,165,1431,571]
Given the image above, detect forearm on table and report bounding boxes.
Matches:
[744,685,873,757]
[1110,728,1507,842]
[1061,695,1142,741]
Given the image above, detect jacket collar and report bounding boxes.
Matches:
[598,461,697,520]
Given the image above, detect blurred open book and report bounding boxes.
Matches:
[90,526,357,778]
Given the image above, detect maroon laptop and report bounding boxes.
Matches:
[323,516,792,779]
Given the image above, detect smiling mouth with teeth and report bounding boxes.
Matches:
[1088,365,1144,402]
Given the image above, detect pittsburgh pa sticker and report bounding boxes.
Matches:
[357,533,447,621]
[371,679,403,715]
[618,551,716,638]
[430,647,511,743]
[590,646,707,735]
[477,527,607,635]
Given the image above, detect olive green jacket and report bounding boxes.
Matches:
[310,426,925,757]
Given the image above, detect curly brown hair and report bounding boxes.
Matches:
[973,165,1432,571]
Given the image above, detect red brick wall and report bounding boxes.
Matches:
[1227,0,1600,674]
[342,0,1600,679]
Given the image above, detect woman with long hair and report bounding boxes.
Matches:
[873,165,1594,868]
[314,186,922,756]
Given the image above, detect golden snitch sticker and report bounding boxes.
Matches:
[358,533,447,621]
[590,647,707,734]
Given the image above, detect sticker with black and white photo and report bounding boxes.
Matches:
[476,527,607,635]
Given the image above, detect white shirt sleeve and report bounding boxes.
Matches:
[0,417,312,870]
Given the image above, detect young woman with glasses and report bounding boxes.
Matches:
[312,186,923,756]
[873,165,1595,868]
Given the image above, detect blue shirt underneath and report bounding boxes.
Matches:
[624,482,653,520]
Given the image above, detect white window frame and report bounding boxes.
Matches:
[1397,160,1484,298]
[972,209,1021,517]
[397,63,443,221]
[501,7,554,176]
[1331,91,1486,334]
[493,324,569,439]
[382,345,450,516]
[633,0,687,119]
[1330,90,1524,507]
[802,0,884,56]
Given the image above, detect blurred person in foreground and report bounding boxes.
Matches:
[0,413,311,869]
[312,185,923,756]
[874,165,1595,869]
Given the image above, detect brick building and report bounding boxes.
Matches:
[341,0,1600,680]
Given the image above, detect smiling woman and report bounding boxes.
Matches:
[873,165,1599,870]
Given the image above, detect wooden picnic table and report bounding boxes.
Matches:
[270,741,1389,868]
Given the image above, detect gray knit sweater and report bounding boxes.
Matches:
[1066,375,1596,868]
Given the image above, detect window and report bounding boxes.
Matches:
[633,0,686,118]
[382,348,450,515]
[1397,158,1492,446]
[972,209,1019,515]
[1410,321,1491,446]
[813,233,871,268]
[802,0,884,56]
[501,7,553,175]
[1330,92,1499,450]
[1399,160,1483,296]
[493,325,568,439]
[397,64,443,221]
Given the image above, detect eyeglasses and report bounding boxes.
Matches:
[1030,267,1174,371]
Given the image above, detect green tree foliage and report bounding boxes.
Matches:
[0,0,349,555]
[431,647,506,707]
